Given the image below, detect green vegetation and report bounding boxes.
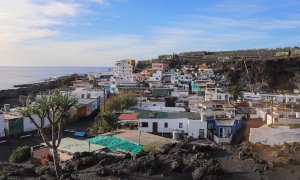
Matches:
[18,91,78,178]
[105,93,137,112]
[143,144,158,153]
[61,74,77,87]
[228,86,244,101]
[9,146,31,163]
[89,111,118,135]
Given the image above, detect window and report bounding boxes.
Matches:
[164,122,168,128]
[179,123,183,128]
[219,128,223,137]
[140,122,148,127]
[153,104,156,106]
[217,95,222,99]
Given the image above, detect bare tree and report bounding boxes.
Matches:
[18,91,78,178]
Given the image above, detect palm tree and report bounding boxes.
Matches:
[18,91,78,178]
[228,86,244,101]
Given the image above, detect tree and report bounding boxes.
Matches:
[105,93,137,112]
[18,91,78,178]
[61,74,77,87]
[89,111,117,135]
[228,86,244,101]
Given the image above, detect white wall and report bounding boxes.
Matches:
[205,91,229,101]
[138,118,188,133]
[188,120,207,138]
[254,108,269,121]
[214,135,232,144]
[171,91,189,98]
[139,101,165,108]
[0,114,4,137]
[23,115,50,133]
[114,60,133,80]
[138,118,207,138]
[267,113,300,125]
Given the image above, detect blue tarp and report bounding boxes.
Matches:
[74,131,85,137]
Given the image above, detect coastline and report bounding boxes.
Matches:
[0,75,75,108]
[0,66,112,91]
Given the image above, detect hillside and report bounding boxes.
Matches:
[136,47,300,93]
[213,57,300,92]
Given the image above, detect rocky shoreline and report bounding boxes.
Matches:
[0,75,76,101]
[1,141,299,180]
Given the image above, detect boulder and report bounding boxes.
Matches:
[192,167,205,180]
[171,156,184,172]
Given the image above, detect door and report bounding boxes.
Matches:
[199,129,205,139]
[9,118,24,135]
[207,130,214,141]
[152,122,158,134]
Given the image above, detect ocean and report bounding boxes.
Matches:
[0,66,112,90]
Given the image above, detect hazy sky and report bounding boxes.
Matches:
[1,0,300,67]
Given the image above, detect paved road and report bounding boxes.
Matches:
[0,118,95,162]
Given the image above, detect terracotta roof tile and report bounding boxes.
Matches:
[118,113,138,120]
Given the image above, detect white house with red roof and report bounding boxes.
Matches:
[118,113,139,123]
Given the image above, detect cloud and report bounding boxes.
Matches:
[88,0,108,5]
[0,0,82,44]
[1,0,300,66]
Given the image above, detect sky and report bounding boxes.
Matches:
[0,0,300,67]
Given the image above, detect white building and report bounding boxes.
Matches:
[249,125,300,145]
[137,99,166,109]
[110,78,137,93]
[23,114,50,133]
[259,94,285,103]
[242,92,262,102]
[171,90,189,98]
[179,74,193,84]
[205,89,230,101]
[250,108,270,121]
[3,108,51,136]
[0,112,5,138]
[148,70,163,82]
[171,72,180,84]
[114,60,133,80]
[266,110,300,125]
[138,111,207,139]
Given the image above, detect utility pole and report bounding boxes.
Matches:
[103,88,106,112]
[271,97,274,126]
[138,130,141,145]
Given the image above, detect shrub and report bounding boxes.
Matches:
[9,146,31,163]
[143,144,158,153]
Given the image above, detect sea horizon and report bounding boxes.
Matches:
[0,66,112,90]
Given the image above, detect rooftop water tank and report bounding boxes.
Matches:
[296,112,300,119]
[4,104,10,112]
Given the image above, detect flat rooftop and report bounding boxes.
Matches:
[43,137,106,154]
[249,125,300,145]
[112,130,177,146]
